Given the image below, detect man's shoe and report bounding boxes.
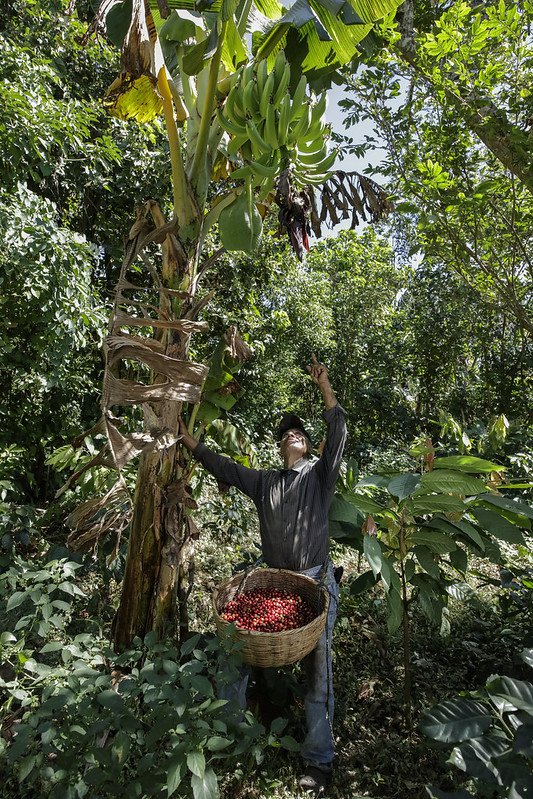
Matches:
[298,764,331,794]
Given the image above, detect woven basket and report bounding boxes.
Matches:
[212,567,329,668]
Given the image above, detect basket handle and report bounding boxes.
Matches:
[232,556,265,596]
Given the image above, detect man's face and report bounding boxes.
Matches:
[279,428,309,460]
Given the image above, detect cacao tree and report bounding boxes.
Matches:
[330,442,533,721]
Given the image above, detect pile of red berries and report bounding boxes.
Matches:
[221,587,316,632]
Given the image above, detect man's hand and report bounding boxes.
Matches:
[307,353,337,409]
[178,416,198,451]
[307,353,330,386]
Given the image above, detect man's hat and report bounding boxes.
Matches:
[276,413,312,445]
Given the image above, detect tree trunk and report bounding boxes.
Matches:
[111,213,198,650]
[112,433,193,649]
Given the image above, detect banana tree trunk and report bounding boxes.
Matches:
[111,213,199,649]
[112,427,191,648]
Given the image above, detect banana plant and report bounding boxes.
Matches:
[331,441,533,721]
[73,0,403,649]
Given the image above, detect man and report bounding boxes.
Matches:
[178,355,347,793]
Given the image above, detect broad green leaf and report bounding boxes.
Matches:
[329,517,363,544]
[415,470,487,496]
[159,9,198,44]
[388,473,421,501]
[356,473,392,489]
[253,0,403,81]
[188,675,213,696]
[221,17,248,71]
[379,555,401,594]
[513,724,533,758]
[343,491,389,516]
[404,557,415,582]
[414,546,441,580]
[471,508,525,545]
[18,754,37,783]
[434,455,506,473]
[445,582,473,601]
[183,28,219,75]
[386,588,403,633]
[145,717,176,748]
[479,493,533,521]
[420,698,492,743]
[191,766,219,799]
[0,632,16,644]
[105,0,133,48]
[196,400,221,425]
[418,590,444,625]
[449,547,468,573]
[206,736,232,751]
[426,517,485,551]
[112,730,131,765]
[522,649,533,669]
[270,717,287,734]
[488,676,533,713]
[167,753,184,797]
[412,528,457,554]
[409,495,466,514]
[349,570,377,595]
[329,494,364,525]
[218,183,263,253]
[6,591,26,611]
[187,750,206,778]
[445,517,486,551]
[448,736,507,782]
[209,419,257,467]
[96,689,124,712]
[363,534,382,578]
[205,699,229,713]
[280,735,300,751]
[329,495,364,542]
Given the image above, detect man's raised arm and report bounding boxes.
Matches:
[306,353,338,410]
[307,355,347,488]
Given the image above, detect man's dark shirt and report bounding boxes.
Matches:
[193,404,347,571]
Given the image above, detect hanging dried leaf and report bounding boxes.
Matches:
[66,480,131,553]
[318,171,393,232]
[113,311,208,333]
[224,326,252,363]
[103,371,205,406]
[103,334,208,409]
[105,334,208,381]
[274,169,393,254]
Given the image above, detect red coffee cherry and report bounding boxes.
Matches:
[221,588,316,632]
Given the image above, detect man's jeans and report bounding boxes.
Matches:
[218,562,339,770]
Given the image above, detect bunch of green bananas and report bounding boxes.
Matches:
[217,52,337,193]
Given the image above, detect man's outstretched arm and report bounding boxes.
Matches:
[178,417,261,499]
